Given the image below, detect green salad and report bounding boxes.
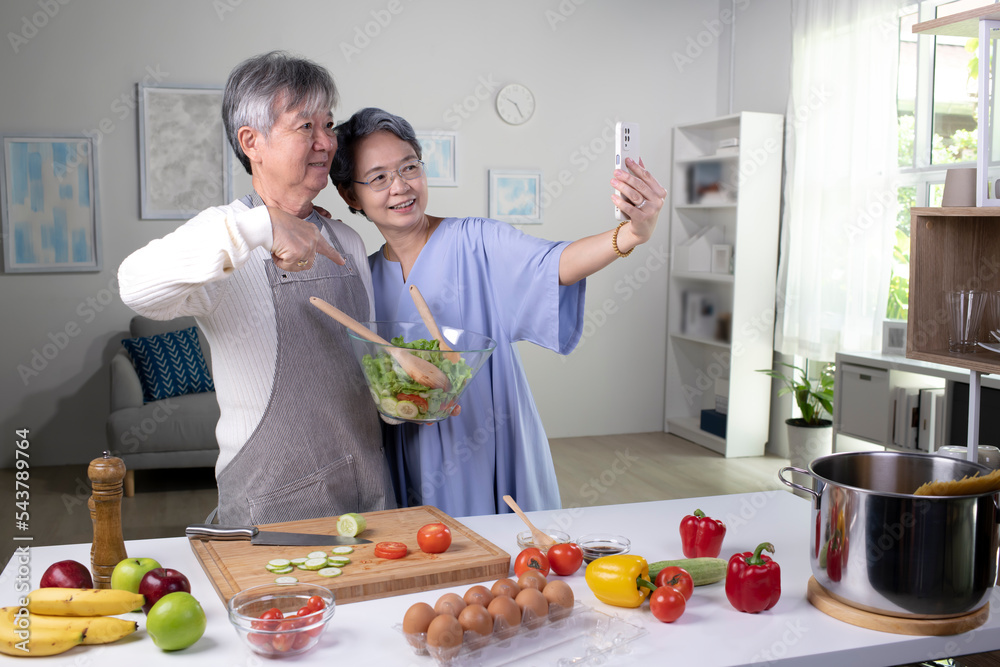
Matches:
[361,336,473,420]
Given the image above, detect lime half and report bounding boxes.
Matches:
[337,512,367,537]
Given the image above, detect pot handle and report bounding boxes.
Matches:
[778,466,821,501]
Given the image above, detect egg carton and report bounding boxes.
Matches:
[395,602,646,666]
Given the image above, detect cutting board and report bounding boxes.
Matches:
[189,505,510,607]
[807,577,989,636]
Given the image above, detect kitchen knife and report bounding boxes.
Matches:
[185,524,371,546]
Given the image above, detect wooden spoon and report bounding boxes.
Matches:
[502,495,556,549]
[408,284,461,363]
[309,296,450,390]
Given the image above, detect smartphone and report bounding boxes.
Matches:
[614,122,640,221]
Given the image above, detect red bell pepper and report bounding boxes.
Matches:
[679,509,727,558]
[826,531,843,582]
[726,542,781,613]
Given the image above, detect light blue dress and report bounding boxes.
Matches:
[369,217,586,516]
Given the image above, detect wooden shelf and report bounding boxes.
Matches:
[913,4,1000,38]
[906,207,1000,376]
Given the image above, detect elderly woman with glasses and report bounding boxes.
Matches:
[119,55,396,524]
[331,107,666,516]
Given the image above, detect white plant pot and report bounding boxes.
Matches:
[786,419,833,499]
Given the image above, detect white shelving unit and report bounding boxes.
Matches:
[664,112,784,457]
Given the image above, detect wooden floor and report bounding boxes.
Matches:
[0,431,995,666]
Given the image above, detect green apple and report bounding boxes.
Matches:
[111,557,162,593]
[146,591,206,651]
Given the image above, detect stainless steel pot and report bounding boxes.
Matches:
[779,451,999,619]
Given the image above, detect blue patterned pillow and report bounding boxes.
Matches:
[121,327,215,403]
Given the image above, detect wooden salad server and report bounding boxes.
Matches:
[502,495,556,549]
[408,284,461,363]
[309,296,449,390]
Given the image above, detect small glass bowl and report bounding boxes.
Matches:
[575,534,631,563]
[228,582,335,657]
[516,528,570,551]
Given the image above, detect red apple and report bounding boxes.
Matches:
[139,568,191,615]
[40,560,93,589]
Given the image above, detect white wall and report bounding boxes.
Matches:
[0,0,793,467]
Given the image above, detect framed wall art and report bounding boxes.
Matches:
[488,169,542,224]
[139,83,232,219]
[1,135,101,273]
[417,131,457,187]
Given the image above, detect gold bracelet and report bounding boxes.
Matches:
[612,220,634,258]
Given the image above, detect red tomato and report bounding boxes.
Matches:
[514,547,550,577]
[546,542,583,576]
[305,595,326,611]
[374,541,409,559]
[649,586,686,623]
[270,632,295,652]
[293,632,313,650]
[397,393,429,412]
[654,566,694,601]
[417,522,452,553]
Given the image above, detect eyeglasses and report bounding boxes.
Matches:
[354,159,425,192]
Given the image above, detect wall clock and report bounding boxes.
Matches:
[495,83,535,125]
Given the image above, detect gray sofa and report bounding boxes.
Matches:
[106,316,220,496]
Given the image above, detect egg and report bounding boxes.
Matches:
[463,584,494,607]
[434,592,467,617]
[490,578,521,598]
[457,603,493,637]
[542,580,575,619]
[515,587,549,624]
[517,569,548,592]
[487,594,521,629]
[402,602,438,635]
[426,613,464,650]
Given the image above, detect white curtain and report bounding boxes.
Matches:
[775,0,901,361]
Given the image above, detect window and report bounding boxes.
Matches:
[893,0,993,319]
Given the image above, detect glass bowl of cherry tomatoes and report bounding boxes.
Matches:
[228,582,335,657]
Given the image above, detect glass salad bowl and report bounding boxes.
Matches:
[348,321,496,424]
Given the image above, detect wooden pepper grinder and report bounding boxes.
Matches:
[89,451,127,588]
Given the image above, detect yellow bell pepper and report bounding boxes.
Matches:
[584,554,657,608]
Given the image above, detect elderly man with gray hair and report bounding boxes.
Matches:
[119,51,395,524]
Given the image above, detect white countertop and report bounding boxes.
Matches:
[2,490,999,666]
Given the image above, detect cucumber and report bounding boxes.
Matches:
[648,558,727,586]
[380,396,399,415]
[300,558,329,571]
[331,546,354,555]
[395,400,419,419]
[338,512,367,537]
[306,551,328,559]
[327,556,350,566]
[274,576,298,584]
[267,558,291,568]
[318,567,342,578]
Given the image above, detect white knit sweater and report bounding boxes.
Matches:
[117,200,375,473]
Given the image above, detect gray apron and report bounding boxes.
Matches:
[216,194,395,525]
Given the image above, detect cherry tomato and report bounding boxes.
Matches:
[305,595,326,611]
[514,547,550,577]
[417,522,452,553]
[654,566,694,601]
[649,586,686,623]
[397,393,429,412]
[292,632,313,650]
[374,541,409,559]
[270,632,296,652]
[546,542,583,576]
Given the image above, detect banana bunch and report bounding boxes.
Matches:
[0,589,142,657]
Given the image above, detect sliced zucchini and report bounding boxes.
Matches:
[290,557,308,566]
[267,558,291,568]
[267,565,294,575]
[274,576,298,584]
[318,567,342,578]
[306,551,327,559]
[331,546,354,555]
[327,556,350,566]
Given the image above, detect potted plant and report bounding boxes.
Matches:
[758,362,835,496]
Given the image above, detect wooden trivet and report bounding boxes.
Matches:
[807,576,989,636]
